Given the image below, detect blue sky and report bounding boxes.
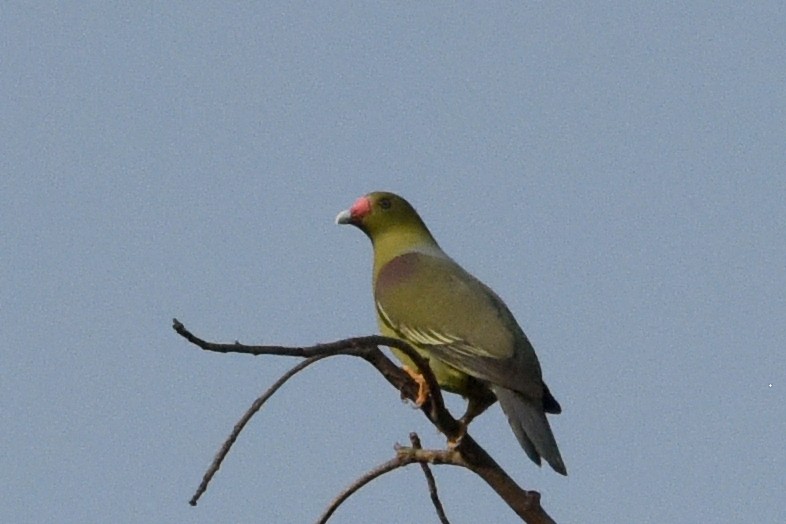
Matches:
[3,3,784,523]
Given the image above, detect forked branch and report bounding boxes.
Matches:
[172,319,556,524]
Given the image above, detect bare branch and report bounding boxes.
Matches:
[173,319,557,523]
[172,319,458,435]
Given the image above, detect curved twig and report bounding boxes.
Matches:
[316,454,410,524]
[189,355,329,506]
[316,433,449,524]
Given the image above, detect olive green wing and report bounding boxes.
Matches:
[374,252,544,399]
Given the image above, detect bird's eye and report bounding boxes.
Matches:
[379,198,392,210]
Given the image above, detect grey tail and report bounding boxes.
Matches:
[492,385,567,475]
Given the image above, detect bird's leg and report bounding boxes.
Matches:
[448,396,492,448]
[402,365,430,408]
[454,389,497,442]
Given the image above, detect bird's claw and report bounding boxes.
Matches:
[403,365,430,408]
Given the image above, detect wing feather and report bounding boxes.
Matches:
[375,253,544,398]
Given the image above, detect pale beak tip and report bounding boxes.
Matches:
[335,209,352,225]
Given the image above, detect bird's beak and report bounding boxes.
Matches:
[335,209,352,225]
[336,195,371,225]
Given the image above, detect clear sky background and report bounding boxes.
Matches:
[3,3,784,523]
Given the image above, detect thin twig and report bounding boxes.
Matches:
[317,441,457,524]
[189,355,329,506]
[315,453,413,524]
[410,433,450,524]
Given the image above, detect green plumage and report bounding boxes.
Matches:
[337,191,566,475]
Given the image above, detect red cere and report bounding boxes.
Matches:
[349,196,372,219]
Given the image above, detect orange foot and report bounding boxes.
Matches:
[403,365,430,407]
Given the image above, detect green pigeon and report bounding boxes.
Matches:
[336,191,567,475]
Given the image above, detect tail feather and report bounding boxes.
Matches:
[492,385,567,475]
[511,423,542,467]
[542,383,562,414]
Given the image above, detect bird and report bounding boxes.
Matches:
[336,191,567,475]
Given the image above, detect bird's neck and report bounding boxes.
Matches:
[371,228,444,279]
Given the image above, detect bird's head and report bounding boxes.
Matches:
[336,191,438,250]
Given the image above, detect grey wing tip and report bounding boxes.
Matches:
[549,457,568,476]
